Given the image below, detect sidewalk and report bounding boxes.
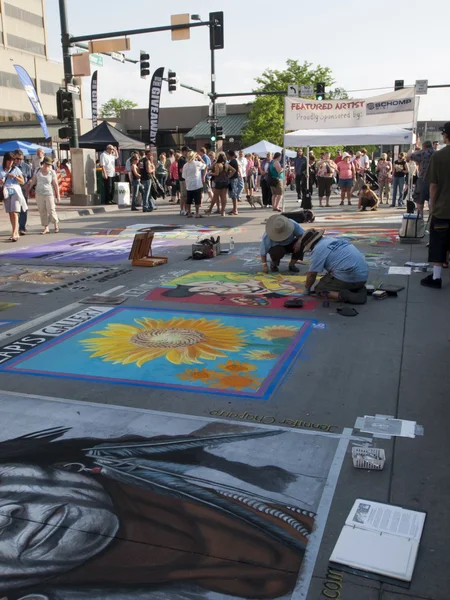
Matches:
[0,196,124,233]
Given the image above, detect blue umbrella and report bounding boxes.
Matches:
[0,140,53,156]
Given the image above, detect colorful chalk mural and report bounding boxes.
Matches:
[4,307,314,399]
[0,266,109,292]
[0,393,341,599]
[325,228,399,246]
[83,223,246,239]
[146,271,318,310]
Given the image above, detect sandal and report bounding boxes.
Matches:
[54,225,60,233]
[41,229,49,235]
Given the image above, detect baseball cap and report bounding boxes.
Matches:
[441,122,450,136]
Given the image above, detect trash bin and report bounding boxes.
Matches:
[114,181,131,207]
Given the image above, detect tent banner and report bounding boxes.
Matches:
[91,71,98,128]
[148,67,164,146]
[284,89,415,131]
[13,64,51,139]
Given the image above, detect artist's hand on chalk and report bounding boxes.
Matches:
[262,263,268,274]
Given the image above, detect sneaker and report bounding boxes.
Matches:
[288,264,300,273]
[420,274,442,289]
[270,263,279,272]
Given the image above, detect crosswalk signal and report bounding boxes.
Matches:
[56,89,74,122]
[216,124,224,139]
[315,82,325,100]
[140,51,150,79]
[168,70,178,93]
[394,79,404,91]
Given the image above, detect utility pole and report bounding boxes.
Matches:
[210,20,216,152]
[58,0,79,148]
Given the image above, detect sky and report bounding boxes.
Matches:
[44,0,450,121]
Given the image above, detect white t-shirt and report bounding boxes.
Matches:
[100,151,116,177]
[360,154,370,170]
[182,160,206,191]
[36,169,57,196]
[237,157,247,178]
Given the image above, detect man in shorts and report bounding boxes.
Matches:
[301,229,369,304]
[421,122,450,289]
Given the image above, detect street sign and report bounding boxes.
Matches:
[90,54,103,67]
[287,84,298,96]
[300,84,314,97]
[66,83,80,95]
[207,117,219,124]
[415,79,428,95]
[111,51,125,63]
[216,102,227,117]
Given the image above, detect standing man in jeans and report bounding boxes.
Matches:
[140,150,156,212]
[409,141,434,217]
[100,144,118,204]
[421,122,450,289]
[14,150,32,235]
[293,149,307,203]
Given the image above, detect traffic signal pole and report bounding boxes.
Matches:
[210,23,216,152]
[58,0,79,148]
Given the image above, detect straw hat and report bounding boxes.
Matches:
[342,152,350,159]
[265,215,295,242]
[302,229,324,253]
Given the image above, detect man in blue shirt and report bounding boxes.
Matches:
[300,230,369,304]
[14,150,33,235]
[260,215,304,273]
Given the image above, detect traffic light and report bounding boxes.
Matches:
[216,124,224,139]
[394,79,404,91]
[140,51,150,79]
[209,11,224,50]
[56,89,74,122]
[58,126,72,139]
[168,70,178,93]
[210,125,216,143]
[315,82,325,100]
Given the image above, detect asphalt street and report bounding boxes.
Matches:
[0,190,448,600]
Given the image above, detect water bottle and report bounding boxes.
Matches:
[230,236,235,251]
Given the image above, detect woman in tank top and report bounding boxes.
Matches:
[26,155,60,234]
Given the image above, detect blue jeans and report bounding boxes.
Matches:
[392,176,405,206]
[19,195,28,231]
[142,179,155,211]
[131,180,142,209]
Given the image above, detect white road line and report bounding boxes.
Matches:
[291,427,352,599]
[0,302,82,342]
[97,285,125,296]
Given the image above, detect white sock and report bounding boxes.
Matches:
[433,266,442,280]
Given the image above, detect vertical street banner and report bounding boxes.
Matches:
[149,67,165,146]
[91,70,98,128]
[13,65,50,139]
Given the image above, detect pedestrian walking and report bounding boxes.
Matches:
[316,152,337,207]
[31,148,45,173]
[376,154,392,204]
[420,122,450,289]
[227,150,244,215]
[169,152,181,204]
[178,146,189,216]
[26,156,60,234]
[100,144,118,204]
[206,152,236,216]
[182,151,206,218]
[337,153,356,206]
[391,152,408,207]
[260,152,273,208]
[13,150,32,235]
[267,152,284,213]
[293,149,307,202]
[308,152,317,196]
[0,152,26,241]
[139,150,156,212]
[156,153,168,193]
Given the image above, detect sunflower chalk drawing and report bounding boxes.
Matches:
[6,308,315,400]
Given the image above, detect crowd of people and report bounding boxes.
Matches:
[0,147,61,241]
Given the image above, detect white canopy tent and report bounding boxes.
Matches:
[284,125,415,147]
[241,139,296,158]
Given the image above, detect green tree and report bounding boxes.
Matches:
[100,98,138,119]
[242,60,346,147]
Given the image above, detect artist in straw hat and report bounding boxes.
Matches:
[300,229,369,304]
[260,214,305,274]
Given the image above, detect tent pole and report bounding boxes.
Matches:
[408,94,419,204]
[306,146,310,203]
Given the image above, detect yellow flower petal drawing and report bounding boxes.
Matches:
[244,350,279,360]
[81,316,246,367]
[254,325,298,341]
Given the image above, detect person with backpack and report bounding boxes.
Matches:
[206,152,236,216]
[139,150,156,212]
